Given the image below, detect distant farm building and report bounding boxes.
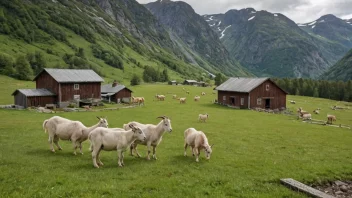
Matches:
[215,77,287,109]
[183,80,198,86]
[168,80,178,85]
[101,81,132,103]
[12,68,104,108]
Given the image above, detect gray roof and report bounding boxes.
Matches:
[34,68,104,83]
[12,89,56,96]
[185,80,198,83]
[215,77,269,93]
[101,84,132,93]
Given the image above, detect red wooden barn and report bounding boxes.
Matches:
[12,68,104,108]
[215,77,287,109]
[101,81,132,104]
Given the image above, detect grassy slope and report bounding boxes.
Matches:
[0,77,352,197]
[322,49,352,81]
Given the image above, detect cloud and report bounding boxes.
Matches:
[136,0,352,23]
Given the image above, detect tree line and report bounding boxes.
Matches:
[273,78,352,102]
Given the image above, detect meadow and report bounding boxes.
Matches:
[0,78,352,197]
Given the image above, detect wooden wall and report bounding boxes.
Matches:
[112,88,132,103]
[60,83,101,102]
[14,92,56,108]
[217,91,249,109]
[249,80,286,109]
[36,71,59,95]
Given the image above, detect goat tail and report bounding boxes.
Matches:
[43,120,49,133]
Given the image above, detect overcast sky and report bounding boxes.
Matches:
[136,0,352,23]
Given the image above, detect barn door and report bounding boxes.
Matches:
[265,99,270,109]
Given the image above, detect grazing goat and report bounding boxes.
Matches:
[290,100,296,104]
[89,125,146,168]
[186,91,190,94]
[184,128,213,162]
[180,97,186,104]
[123,116,172,160]
[198,113,209,122]
[201,92,206,96]
[132,96,145,106]
[313,109,320,114]
[297,107,309,117]
[155,94,165,101]
[172,94,177,99]
[194,96,200,101]
[302,113,312,120]
[327,115,336,124]
[43,116,108,155]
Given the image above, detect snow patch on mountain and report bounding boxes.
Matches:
[248,16,255,21]
[219,25,231,39]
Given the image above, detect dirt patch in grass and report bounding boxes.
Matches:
[312,180,352,198]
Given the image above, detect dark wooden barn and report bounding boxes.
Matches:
[33,68,104,107]
[183,80,198,86]
[12,89,56,108]
[215,78,287,109]
[101,81,132,103]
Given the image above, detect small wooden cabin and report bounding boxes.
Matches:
[12,89,56,108]
[215,77,287,109]
[183,80,198,86]
[101,81,132,103]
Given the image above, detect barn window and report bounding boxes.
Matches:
[223,96,226,101]
[266,84,270,91]
[74,84,79,90]
[257,98,262,105]
[241,98,244,105]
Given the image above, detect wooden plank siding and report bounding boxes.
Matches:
[217,91,249,109]
[60,83,101,102]
[36,71,59,95]
[249,80,286,109]
[13,92,56,108]
[112,88,132,103]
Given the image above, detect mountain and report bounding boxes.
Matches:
[0,0,220,83]
[321,49,352,81]
[298,14,352,48]
[204,8,349,78]
[144,0,249,77]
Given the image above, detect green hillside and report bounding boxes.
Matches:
[322,49,352,81]
[0,0,220,85]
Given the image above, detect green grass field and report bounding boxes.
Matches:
[0,77,352,197]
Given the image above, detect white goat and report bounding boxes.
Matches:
[198,113,209,122]
[180,97,186,104]
[89,125,146,168]
[201,92,206,96]
[123,116,172,160]
[184,128,213,162]
[43,116,108,155]
[194,96,200,101]
[302,113,312,120]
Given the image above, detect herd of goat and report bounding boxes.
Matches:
[42,113,213,168]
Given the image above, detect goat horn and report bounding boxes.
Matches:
[156,116,165,119]
[129,124,134,129]
[96,116,100,120]
[210,144,214,148]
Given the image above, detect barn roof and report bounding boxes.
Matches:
[34,68,104,83]
[101,84,132,93]
[12,89,56,96]
[185,80,198,83]
[215,77,273,93]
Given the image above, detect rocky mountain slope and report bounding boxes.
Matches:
[144,0,249,77]
[204,8,349,78]
[298,14,352,48]
[321,49,352,81]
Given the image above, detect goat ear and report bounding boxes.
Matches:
[96,116,101,120]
